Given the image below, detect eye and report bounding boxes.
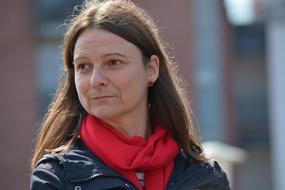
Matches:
[109,60,123,66]
[76,63,91,71]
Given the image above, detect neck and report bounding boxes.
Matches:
[109,117,151,139]
[100,102,150,139]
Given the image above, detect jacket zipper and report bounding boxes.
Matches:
[70,173,104,183]
[69,172,138,189]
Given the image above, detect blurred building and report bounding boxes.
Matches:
[0,0,36,189]
[1,0,284,189]
[266,0,285,189]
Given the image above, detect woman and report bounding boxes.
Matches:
[30,0,230,189]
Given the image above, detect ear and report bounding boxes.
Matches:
[146,55,159,86]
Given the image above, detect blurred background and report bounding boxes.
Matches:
[0,0,284,189]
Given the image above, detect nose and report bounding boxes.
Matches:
[90,67,108,88]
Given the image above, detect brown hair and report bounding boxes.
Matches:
[31,0,205,169]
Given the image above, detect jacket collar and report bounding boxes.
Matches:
[168,152,224,189]
[61,139,122,181]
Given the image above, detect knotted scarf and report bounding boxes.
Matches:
[80,115,179,190]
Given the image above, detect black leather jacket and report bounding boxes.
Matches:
[30,139,230,190]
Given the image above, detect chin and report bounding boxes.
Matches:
[89,109,118,121]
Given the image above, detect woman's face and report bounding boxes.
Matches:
[73,28,159,124]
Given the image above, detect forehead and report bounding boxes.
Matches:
[73,28,141,59]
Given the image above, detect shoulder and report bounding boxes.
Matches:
[30,140,116,190]
[31,140,137,190]
[169,153,230,190]
[30,140,94,190]
[30,154,66,190]
[204,159,230,190]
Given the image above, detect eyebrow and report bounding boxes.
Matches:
[73,57,88,64]
[73,52,128,64]
[102,52,128,58]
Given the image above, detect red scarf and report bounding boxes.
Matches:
[80,115,179,190]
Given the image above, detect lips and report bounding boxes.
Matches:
[92,95,115,100]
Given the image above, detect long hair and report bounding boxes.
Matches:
[31,0,205,169]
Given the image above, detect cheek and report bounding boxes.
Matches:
[118,70,148,101]
[75,75,89,97]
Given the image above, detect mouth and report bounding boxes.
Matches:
[92,96,115,100]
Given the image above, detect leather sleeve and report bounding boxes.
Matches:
[30,160,65,190]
